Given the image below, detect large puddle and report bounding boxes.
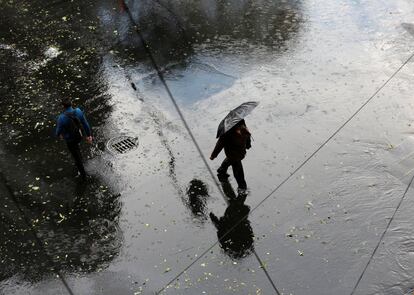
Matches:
[1,0,414,294]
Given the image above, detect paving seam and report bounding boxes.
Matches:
[0,172,75,295]
[253,250,282,295]
[120,1,414,293]
[350,173,414,294]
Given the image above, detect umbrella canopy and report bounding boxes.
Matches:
[216,101,259,138]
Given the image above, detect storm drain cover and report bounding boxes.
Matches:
[107,136,139,154]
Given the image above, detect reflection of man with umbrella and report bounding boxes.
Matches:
[209,188,254,259]
[210,102,258,195]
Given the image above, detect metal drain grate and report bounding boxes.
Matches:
[107,136,139,154]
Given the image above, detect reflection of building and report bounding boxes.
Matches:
[102,0,304,104]
[116,0,303,62]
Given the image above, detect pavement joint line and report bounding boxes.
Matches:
[350,173,414,295]
[121,1,414,293]
[253,250,282,295]
[0,172,75,295]
[120,2,282,294]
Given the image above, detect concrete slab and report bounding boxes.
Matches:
[2,0,414,294]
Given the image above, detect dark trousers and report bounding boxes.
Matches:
[218,158,247,189]
[67,141,86,177]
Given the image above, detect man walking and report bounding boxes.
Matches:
[56,98,92,178]
[210,119,251,195]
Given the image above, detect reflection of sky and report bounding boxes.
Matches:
[347,0,386,34]
[95,0,303,106]
[311,0,400,39]
[135,61,236,104]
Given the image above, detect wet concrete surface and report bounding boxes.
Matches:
[2,0,414,294]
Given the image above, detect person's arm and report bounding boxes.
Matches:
[210,136,225,160]
[77,109,92,137]
[55,115,63,138]
[76,108,93,144]
[246,135,251,149]
[242,126,251,149]
[246,131,251,149]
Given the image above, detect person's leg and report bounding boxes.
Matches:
[231,160,247,191]
[217,158,231,181]
[67,141,86,177]
[209,212,220,228]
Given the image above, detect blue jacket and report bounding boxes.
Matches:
[56,107,92,142]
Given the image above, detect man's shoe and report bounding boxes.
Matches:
[75,171,87,178]
[237,187,248,196]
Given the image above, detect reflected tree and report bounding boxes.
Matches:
[113,0,303,63]
[0,0,123,282]
[185,179,209,222]
[0,174,122,282]
[0,0,114,172]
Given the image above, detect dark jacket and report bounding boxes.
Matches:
[211,124,251,161]
[56,107,91,142]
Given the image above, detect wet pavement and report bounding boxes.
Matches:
[2,0,414,294]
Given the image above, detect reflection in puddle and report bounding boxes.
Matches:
[135,61,236,103]
[110,0,303,104]
[185,179,210,222]
[0,176,122,282]
[210,182,254,259]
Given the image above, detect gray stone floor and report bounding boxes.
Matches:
[2,0,414,294]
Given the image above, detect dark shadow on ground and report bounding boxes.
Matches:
[0,0,123,282]
[0,3,114,236]
[0,172,122,283]
[0,0,298,287]
[210,182,254,259]
[185,179,210,222]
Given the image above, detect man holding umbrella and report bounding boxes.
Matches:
[210,102,258,195]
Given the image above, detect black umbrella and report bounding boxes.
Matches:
[216,101,259,138]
